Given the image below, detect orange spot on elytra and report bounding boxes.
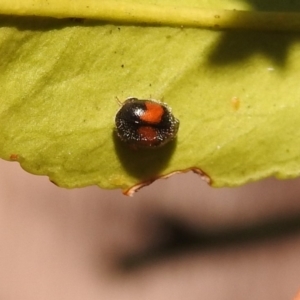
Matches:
[141,101,164,123]
[138,126,157,141]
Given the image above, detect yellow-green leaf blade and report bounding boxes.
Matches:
[0,1,300,192]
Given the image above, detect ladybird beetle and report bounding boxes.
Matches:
[115,97,179,148]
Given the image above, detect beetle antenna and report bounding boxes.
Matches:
[115,96,122,106]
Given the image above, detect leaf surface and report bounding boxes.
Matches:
[1,1,300,193]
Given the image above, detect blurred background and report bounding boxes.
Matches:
[0,159,300,300]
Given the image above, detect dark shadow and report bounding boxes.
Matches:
[120,213,300,271]
[112,131,177,180]
[0,15,79,31]
[207,1,300,67]
[0,15,109,31]
[245,0,300,12]
[207,31,300,67]
[0,15,167,31]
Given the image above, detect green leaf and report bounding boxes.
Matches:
[1,1,300,194]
